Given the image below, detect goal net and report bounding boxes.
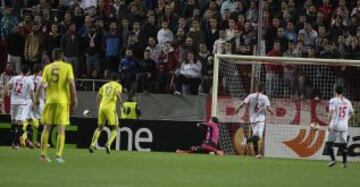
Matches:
[213,54,360,159]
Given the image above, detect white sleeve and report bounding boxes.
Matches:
[349,102,354,113]
[26,78,34,91]
[243,95,250,104]
[8,77,15,86]
[265,96,270,107]
[329,99,336,111]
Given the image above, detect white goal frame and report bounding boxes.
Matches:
[211,54,360,117]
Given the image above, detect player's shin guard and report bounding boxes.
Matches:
[325,142,336,161]
[340,143,348,164]
[56,134,65,158]
[90,128,102,147]
[40,130,50,156]
[106,127,117,147]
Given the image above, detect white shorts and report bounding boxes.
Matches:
[10,104,29,121]
[251,121,265,138]
[27,101,44,120]
[326,130,348,143]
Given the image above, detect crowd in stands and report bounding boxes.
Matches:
[0,0,360,96]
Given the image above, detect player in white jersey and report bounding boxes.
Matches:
[22,64,44,148]
[1,65,35,149]
[235,84,274,159]
[326,85,353,168]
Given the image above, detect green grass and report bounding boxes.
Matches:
[0,147,359,187]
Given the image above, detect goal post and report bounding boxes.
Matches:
[212,54,360,158]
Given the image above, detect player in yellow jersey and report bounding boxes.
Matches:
[38,48,77,163]
[89,72,122,154]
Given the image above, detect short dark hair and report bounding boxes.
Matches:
[335,85,344,95]
[110,72,119,81]
[211,116,219,124]
[33,63,42,73]
[52,48,64,61]
[21,65,30,74]
[257,83,264,93]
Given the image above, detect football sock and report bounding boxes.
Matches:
[32,119,39,129]
[340,143,348,164]
[106,129,117,147]
[22,120,29,139]
[10,124,18,145]
[326,142,336,161]
[90,128,101,147]
[40,130,50,156]
[56,134,65,158]
[17,125,24,145]
[252,136,260,155]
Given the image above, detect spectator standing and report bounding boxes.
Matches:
[0,8,18,40]
[7,26,25,73]
[285,21,297,42]
[265,41,282,98]
[198,43,211,94]
[283,41,300,98]
[174,51,201,95]
[83,25,102,77]
[119,48,139,93]
[157,21,174,48]
[298,21,318,51]
[104,22,121,77]
[44,23,62,62]
[60,23,80,76]
[158,41,178,94]
[139,14,158,50]
[136,49,157,93]
[146,37,162,64]
[204,17,219,52]
[187,19,205,51]
[213,29,226,54]
[24,24,44,69]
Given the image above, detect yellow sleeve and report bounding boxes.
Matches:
[42,66,48,84]
[67,64,74,81]
[98,85,103,97]
[117,84,123,93]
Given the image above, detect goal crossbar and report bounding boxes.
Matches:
[214,54,360,67]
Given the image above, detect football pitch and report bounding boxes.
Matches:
[0,147,359,187]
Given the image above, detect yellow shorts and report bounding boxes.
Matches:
[98,107,118,126]
[41,103,70,125]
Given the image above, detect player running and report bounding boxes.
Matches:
[235,84,274,159]
[1,65,35,149]
[22,64,44,148]
[39,48,77,163]
[176,117,224,156]
[89,72,123,154]
[326,85,353,168]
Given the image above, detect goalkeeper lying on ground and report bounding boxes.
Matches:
[176,117,224,156]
